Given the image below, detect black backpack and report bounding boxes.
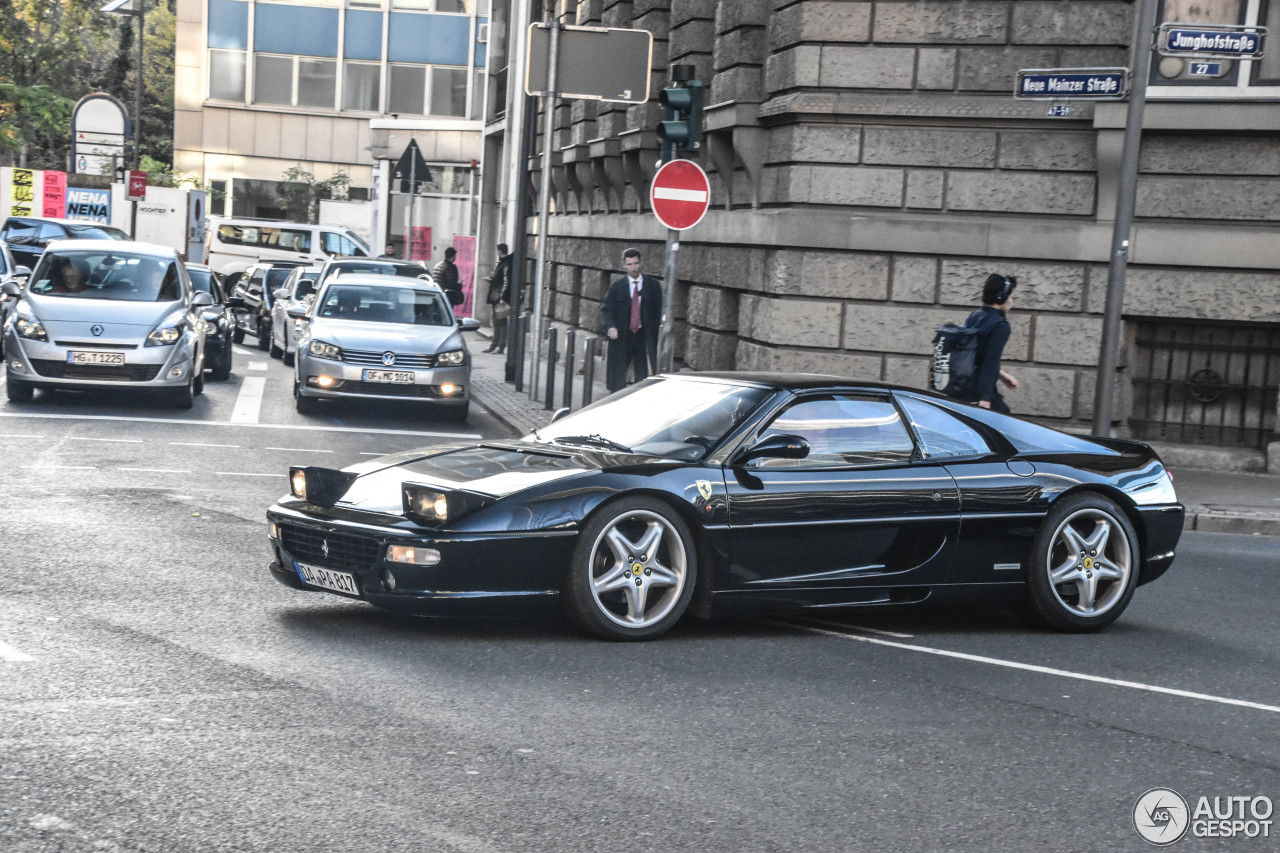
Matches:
[930,323,979,397]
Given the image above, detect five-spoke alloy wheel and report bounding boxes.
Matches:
[566,497,697,640]
[1027,493,1139,632]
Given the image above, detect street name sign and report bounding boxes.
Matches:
[1157,23,1265,59]
[1015,68,1129,99]
[650,159,709,231]
[526,24,652,103]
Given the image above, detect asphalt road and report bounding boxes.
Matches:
[1,348,1277,852]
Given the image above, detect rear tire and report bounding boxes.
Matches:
[283,350,295,368]
[193,362,204,396]
[6,378,34,403]
[256,318,271,351]
[231,326,244,345]
[210,346,232,381]
[269,336,283,359]
[1026,493,1139,632]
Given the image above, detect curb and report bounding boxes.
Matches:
[1188,511,1280,537]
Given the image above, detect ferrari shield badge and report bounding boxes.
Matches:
[696,480,713,500]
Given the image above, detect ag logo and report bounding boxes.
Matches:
[1133,788,1189,845]
[91,324,104,336]
[695,480,712,500]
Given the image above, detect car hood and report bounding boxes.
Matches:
[309,318,462,353]
[23,292,182,325]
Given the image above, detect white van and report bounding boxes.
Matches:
[205,218,370,286]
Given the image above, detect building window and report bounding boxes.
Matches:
[431,66,468,116]
[1151,0,1277,95]
[344,61,382,111]
[392,1,473,10]
[253,54,294,105]
[298,58,337,108]
[252,54,336,109]
[389,64,468,116]
[209,49,247,101]
[389,64,426,114]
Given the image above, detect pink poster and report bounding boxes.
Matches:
[452,235,476,318]
[42,170,67,218]
[406,226,432,262]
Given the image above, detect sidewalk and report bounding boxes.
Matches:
[467,327,1280,537]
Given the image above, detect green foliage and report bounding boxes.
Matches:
[278,165,351,223]
[0,83,74,155]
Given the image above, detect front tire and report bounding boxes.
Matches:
[6,378,34,403]
[231,326,245,345]
[210,345,232,380]
[1026,493,1139,632]
[256,318,271,351]
[564,497,697,641]
[171,371,195,409]
[294,381,318,414]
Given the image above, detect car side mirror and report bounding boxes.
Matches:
[191,291,214,307]
[12,265,31,283]
[273,287,290,300]
[457,317,481,332]
[732,434,810,466]
[1,281,20,298]
[286,305,309,320]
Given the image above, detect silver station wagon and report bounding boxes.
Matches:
[2,240,213,408]
[291,274,480,421]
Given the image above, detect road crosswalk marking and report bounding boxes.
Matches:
[0,640,34,662]
[230,376,266,424]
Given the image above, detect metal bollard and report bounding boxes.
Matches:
[512,314,525,391]
[562,330,576,410]
[543,326,558,410]
[582,336,597,406]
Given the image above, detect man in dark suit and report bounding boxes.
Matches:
[601,247,662,392]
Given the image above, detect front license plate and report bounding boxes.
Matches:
[362,369,414,383]
[68,351,126,366]
[295,561,360,596]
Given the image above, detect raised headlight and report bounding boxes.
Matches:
[15,315,47,341]
[309,340,341,360]
[437,349,464,366]
[146,313,187,346]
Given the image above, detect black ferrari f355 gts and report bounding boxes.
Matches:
[266,373,1184,640]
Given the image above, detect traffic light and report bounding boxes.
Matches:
[657,79,704,162]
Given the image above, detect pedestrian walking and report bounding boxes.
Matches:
[957,273,1020,412]
[432,247,461,304]
[601,247,662,392]
[484,243,512,354]
[379,243,398,259]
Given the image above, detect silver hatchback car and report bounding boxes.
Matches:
[292,274,480,421]
[2,240,213,408]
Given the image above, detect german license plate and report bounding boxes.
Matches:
[295,561,360,596]
[68,351,125,366]
[363,369,414,383]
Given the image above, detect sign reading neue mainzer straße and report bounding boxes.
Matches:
[1014,68,1129,100]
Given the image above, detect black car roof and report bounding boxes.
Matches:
[680,371,927,395]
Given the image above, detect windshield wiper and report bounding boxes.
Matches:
[551,434,634,454]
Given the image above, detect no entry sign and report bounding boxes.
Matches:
[650,159,710,231]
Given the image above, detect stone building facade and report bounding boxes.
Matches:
[480,0,1280,462]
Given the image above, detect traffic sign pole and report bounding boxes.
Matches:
[529,20,560,403]
[649,158,711,374]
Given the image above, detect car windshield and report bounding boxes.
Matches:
[316,284,452,326]
[28,250,183,302]
[525,376,772,460]
[65,224,129,241]
[322,261,429,287]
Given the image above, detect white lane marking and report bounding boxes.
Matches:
[359,451,388,456]
[230,376,267,424]
[170,442,240,448]
[0,640,35,662]
[118,467,192,474]
[69,437,144,444]
[233,345,257,355]
[0,412,481,439]
[653,186,709,203]
[20,465,96,470]
[248,361,268,372]
[801,618,914,639]
[266,447,332,453]
[215,471,283,478]
[0,433,43,439]
[770,620,1280,716]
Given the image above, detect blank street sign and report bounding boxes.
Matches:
[526,24,652,103]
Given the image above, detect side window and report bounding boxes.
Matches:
[35,222,65,247]
[246,269,265,297]
[898,396,991,459]
[279,229,312,253]
[3,220,41,245]
[754,395,916,469]
[322,232,345,256]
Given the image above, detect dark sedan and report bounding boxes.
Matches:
[266,373,1184,640]
[186,263,242,380]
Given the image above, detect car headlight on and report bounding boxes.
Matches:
[15,315,48,341]
[289,466,358,506]
[437,349,464,366]
[146,313,188,347]
[401,483,491,526]
[386,544,441,566]
[309,339,342,360]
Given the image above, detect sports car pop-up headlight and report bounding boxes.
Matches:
[401,483,490,526]
[289,466,359,506]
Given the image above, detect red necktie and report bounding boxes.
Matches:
[629,280,641,333]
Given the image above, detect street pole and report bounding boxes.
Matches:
[1092,0,1158,436]
[529,16,559,402]
[657,228,678,373]
[503,0,535,383]
[133,5,143,170]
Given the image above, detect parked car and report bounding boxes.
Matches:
[0,216,130,271]
[186,263,243,381]
[269,265,321,366]
[230,261,304,351]
[267,373,1185,640]
[2,240,212,408]
[290,274,481,420]
[0,240,34,357]
[205,217,370,288]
